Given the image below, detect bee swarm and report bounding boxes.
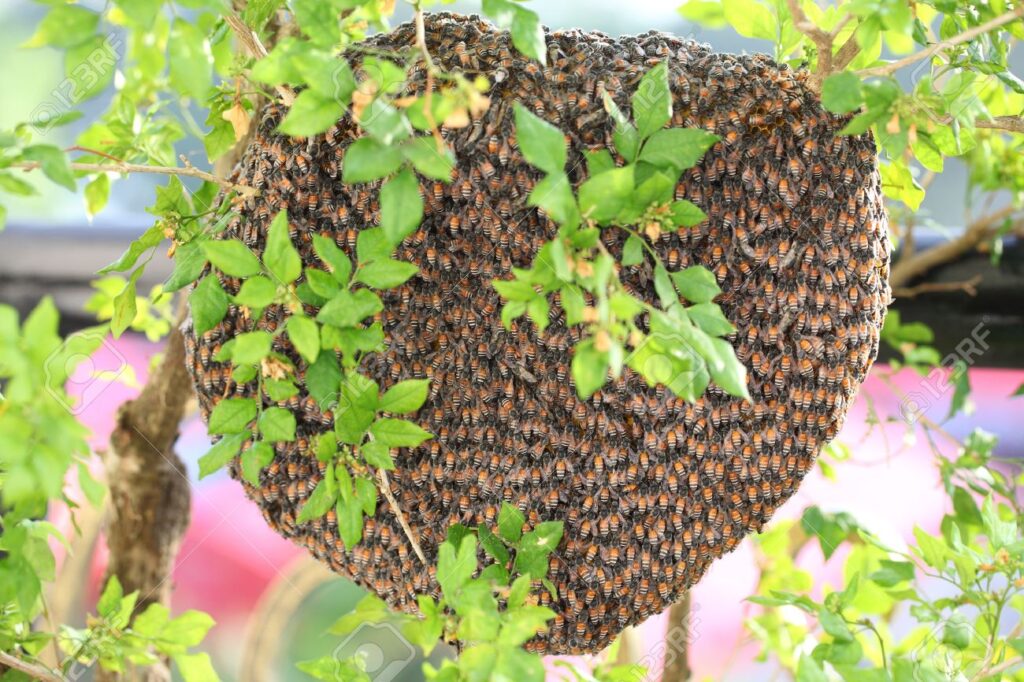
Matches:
[184,13,890,654]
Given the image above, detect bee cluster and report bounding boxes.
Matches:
[184,13,889,654]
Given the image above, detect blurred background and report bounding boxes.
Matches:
[1,1,1022,680]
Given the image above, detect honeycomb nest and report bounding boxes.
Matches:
[183,13,890,654]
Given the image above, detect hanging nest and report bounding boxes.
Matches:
[183,13,890,654]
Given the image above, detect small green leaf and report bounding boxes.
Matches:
[402,137,455,181]
[22,145,75,191]
[297,468,338,523]
[287,315,320,364]
[355,259,419,289]
[513,103,566,175]
[201,240,262,278]
[670,199,707,227]
[165,242,208,293]
[639,128,720,173]
[381,169,424,246]
[84,174,110,218]
[379,379,430,414]
[498,502,525,543]
[578,166,634,224]
[234,276,277,308]
[23,5,98,48]
[312,234,352,285]
[264,210,301,284]
[686,303,734,336]
[208,398,257,435]
[622,236,644,266]
[258,407,296,442]
[111,268,143,338]
[671,266,721,303]
[279,90,344,137]
[571,340,608,399]
[369,418,432,448]
[341,137,404,183]
[240,441,275,485]
[361,441,395,470]
[821,72,864,114]
[317,289,383,328]
[633,62,672,139]
[232,331,272,365]
[198,433,246,479]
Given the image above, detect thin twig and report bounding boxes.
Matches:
[377,467,428,565]
[786,0,833,91]
[413,5,445,149]
[969,115,1024,134]
[891,275,983,298]
[0,652,63,682]
[225,13,296,106]
[12,160,257,197]
[857,6,1024,79]
[890,206,1020,286]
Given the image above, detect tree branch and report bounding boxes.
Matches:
[890,205,1020,287]
[98,321,194,682]
[13,160,257,197]
[661,593,693,682]
[0,652,63,682]
[225,13,296,106]
[786,0,834,92]
[891,275,982,298]
[856,6,1024,79]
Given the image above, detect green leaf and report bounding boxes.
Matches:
[240,441,275,485]
[296,656,369,682]
[355,259,418,289]
[169,20,212,100]
[198,433,246,479]
[208,398,257,435]
[192,275,230,336]
[578,166,634,224]
[379,379,430,414]
[174,653,220,682]
[639,128,720,173]
[264,211,301,284]
[483,0,547,65]
[796,654,828,682]
[307,352,341,409]
[312,234,352,285]
[22,145,75,191]
[341,137,404,183]
[402,137,455,181]
[166,242,208,293]
[336,496,365,547]
[381,169,424,246]
[513,103,567,175]
[622,235,645,266]
[361,441,395,470]
[722,0,777,39]
[707,336,749,399]
[201,240,262,278]
[671,266,720,303]
[317,289,383,328]
[822,72,864,114]
[101,224,164,274]
[286,315,320,364]
[111,268,143,338]
[369,418,432,448]
[279,90,344,137]
[498,502,525,543]
[571,340,608,399]
[297,468,338,523]
[528,173,580,228]
[0,172,38,197]
[869,559,915,587]
[83,172,110,218]
[687,303,734,336]
[438,534,478,602]
[23,5,98,48]
[633,62,672,139]
[233,275,277,309]
[307,266,342,299]
[231,330,272,365]
[258,407,296,442]
[670,199,707,227]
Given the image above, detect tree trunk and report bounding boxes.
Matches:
[97,328,193,682]
[661,592,693,682]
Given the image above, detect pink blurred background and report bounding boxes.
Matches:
[54,333,1024,681]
